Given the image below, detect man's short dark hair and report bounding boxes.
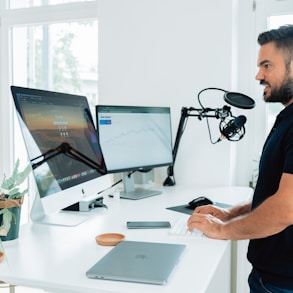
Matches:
[258,25,293,69]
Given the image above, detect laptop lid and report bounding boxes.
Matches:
[86,241,186,285]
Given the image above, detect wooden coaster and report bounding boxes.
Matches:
[95,233,125,246]
[0,252,4,263]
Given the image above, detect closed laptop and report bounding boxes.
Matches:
[86,240,186,285]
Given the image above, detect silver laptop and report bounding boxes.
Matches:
[86,240,186,285]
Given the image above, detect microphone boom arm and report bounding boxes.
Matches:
[163,106,232,186]
[163,88,255,186]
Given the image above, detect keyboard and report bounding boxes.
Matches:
[170,216,205,238]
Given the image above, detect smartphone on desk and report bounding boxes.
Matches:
[127,221,171,229]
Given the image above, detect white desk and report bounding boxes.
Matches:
[0,185,252,293]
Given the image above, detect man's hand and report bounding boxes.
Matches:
[193,205,232,221]
[187,212,227,239]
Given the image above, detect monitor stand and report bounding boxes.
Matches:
[119,172,162,200]
[30,192,90,226]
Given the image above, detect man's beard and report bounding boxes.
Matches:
[262,76,293,105]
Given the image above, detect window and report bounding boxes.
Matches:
[0,1,98,223]
[13,21,98,156]
[12,22,97,94]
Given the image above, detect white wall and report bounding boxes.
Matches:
[231,0,267,188]
[97,0,255,188]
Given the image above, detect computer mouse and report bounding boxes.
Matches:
[187,196,214,209]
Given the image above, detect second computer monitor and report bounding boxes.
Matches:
[96,105,173,199]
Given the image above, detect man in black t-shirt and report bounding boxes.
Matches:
[188,25,293,292]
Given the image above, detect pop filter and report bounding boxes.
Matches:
[224,92,255,109]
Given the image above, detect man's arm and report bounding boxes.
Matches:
[188,173,293,240]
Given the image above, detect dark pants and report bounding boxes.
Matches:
[248,269,293,293]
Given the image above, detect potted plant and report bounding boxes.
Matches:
[0,159,31,241]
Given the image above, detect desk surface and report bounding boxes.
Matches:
[0,185,252,293]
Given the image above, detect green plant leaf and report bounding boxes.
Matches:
[8,188,28,200]
[1,159,31,197]
[0,209,12,236]
[13,163,31,186]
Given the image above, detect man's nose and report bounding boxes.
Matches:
[255,69,263,81]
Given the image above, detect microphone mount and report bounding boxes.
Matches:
[163,88,255,187]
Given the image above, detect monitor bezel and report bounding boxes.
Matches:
[96,104,174,174]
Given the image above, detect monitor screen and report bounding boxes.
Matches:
[11,86,111,226]
[96,105,173,199]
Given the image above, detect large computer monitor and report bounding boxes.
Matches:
[11,86,112,226]
[96,105,173,200]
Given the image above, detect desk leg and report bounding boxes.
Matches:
[0,282,15,293]
[206,242,231,293]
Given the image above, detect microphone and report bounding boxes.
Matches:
[218,115,247,142]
